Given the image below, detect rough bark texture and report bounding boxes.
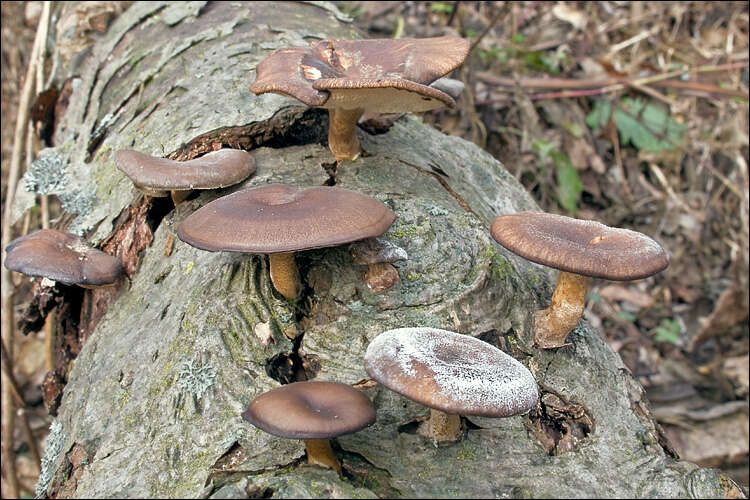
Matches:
[20,2,743,498]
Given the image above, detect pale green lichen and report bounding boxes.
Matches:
[176,359,217,399]
[35,420,66,498]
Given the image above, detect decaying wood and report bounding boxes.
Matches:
[20,2,744,498]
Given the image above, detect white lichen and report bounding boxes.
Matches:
[35,420,66,498]
[176,359,217,399]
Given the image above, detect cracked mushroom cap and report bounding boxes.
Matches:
[490,212,669,280]
[114,149,256,193]
[4,229,123,286]
[250,36,470,112]
[364,327,539,417]
[176,183,396,253]
[241,381,376,439]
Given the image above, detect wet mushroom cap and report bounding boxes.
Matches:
[176,184,396,253]
[4,229,123,286]
[114,149,256,191]
[241,381,376,439]
[250,36,470,109]
[364,327,539,417]
[490,212,669,281]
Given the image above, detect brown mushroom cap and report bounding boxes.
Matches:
[176,184,396,254]
[4,229,123,286]
[114,149,256,192]
[364,327,539,417]
[490,212,669,281]
[250,36,470,110]
[314,78,454,113]
[241,381,376,439]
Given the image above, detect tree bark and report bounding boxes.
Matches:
[20,2,743,498]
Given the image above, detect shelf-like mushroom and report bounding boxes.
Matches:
[176,183,396,301]
[364,327,538,443]
[250,36,470,161]
[491,212,669,348]
[4,229,123,288]
[115,149,256,204]
[242,381,375,474]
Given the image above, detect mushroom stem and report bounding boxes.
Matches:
[533,271,590,349]
[327,108,364,161]
[427,409,462,443]
[303,438,342,474]
[268,252,301,301]
[170,189,192,205]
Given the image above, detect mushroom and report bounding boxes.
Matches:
[114,148,256,205]
[364,327,539,443]
[177,183,396,301]
[490,212,669,349]
[241,380,376,474]
[250,36,470,161]
[349,237,408,293]
[4,229,123,288]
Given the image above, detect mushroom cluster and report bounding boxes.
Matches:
[8,26,678,486]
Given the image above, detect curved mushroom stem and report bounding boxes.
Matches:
[427,409,462,443]
[268,252,301,301]
[303,438,342,475]
[533,271,590,349]
[170,189,192,205]
[328,107,364,161]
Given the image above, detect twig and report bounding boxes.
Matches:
[1,3,51,497]
[468,4,503,54]
[446,1,460,26]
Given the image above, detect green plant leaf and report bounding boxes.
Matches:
[552,150,582,216]
[532,140,582,216]
[586,98,687,152]
[430,2,454,13]
[654,318,682,344]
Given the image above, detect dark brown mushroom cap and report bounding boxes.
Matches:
[114,149,256,191]
[250,36,469,109]
[4,229,123,286]
[176,184,396,254]
[241,381,376,439]
[364,328,539,417]
[490,212,669,280]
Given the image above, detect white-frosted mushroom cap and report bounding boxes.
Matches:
[364,327,539,417]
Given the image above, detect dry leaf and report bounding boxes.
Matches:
[552,2,588,30]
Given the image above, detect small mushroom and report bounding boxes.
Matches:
[364,327,538,443]
[250,36,470,161]
[114,149,256,205]
[490,212,669,348]
[4,229,123,288]
[241,381,376,474]
[177,184,396,301]
[349,237,407,293]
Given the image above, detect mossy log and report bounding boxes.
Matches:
[19,2,743,498]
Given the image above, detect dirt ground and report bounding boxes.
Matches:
[1,1,748,496]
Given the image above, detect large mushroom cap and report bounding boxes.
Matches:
[241,381,376,439]
[250,36,470,110]
[114,149,256,192]
[490,212,669,281]
[364,327,539,417]
[4,229,123,286]
[177,184,396,254]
